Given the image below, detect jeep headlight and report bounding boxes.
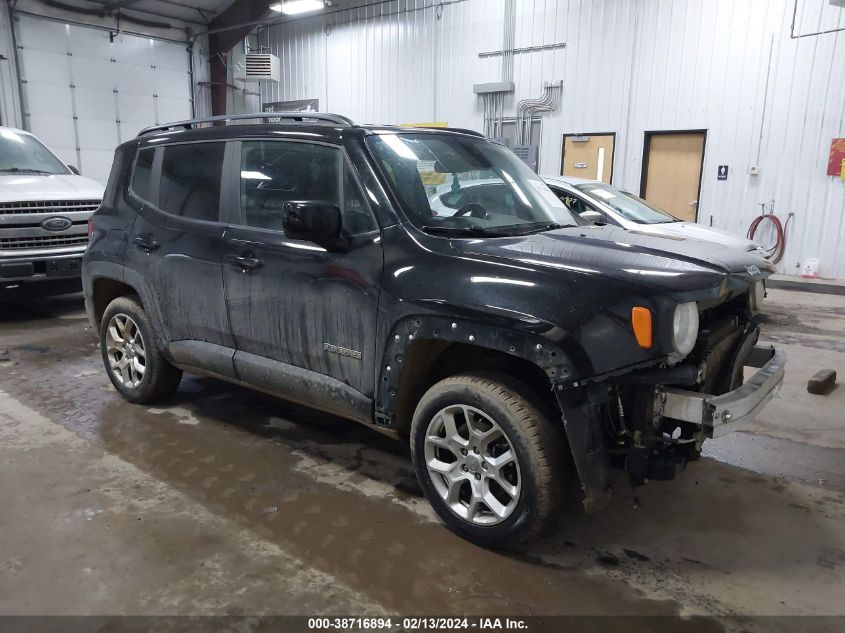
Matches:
[749,281,765,313]
[672,302,699,356]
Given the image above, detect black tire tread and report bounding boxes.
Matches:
[411,371,565,547]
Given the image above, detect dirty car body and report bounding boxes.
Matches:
[83,114,785,544]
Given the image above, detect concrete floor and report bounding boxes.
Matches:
[1,288,844,630]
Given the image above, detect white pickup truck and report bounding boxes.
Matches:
[0,127,103,292]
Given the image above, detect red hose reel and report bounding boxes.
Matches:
[747,212,792,265]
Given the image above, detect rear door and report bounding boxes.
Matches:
[124,140,235,374]
[221,138,382,401]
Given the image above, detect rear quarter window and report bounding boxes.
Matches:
[130,148,155,203]
[159,142,225,222]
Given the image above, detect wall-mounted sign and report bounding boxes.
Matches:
[574,162,587,168]
[827,138,845,176]
[718,165,729,181]
[263,99,319,121]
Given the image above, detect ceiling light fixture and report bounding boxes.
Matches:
[270,0,325,15]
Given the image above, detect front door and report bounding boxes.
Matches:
[124,141,234,355]
[641,131,706,222]
[562,133,615,183]
[222,139,383,403]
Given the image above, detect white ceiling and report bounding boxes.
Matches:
[82,0,383,28]
[80,0,238,27]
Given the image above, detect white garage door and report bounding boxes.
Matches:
[15,15,192,185]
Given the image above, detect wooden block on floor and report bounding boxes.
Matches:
[807,369,837,395]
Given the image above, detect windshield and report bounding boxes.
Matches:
[0,130,69,175]
[367,133,578,236]
[575,183,678,224]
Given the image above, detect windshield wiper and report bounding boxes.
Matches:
[0,167,51,174]
[505,222,577,235]
[421,222,577,237]
[421,225,510,237]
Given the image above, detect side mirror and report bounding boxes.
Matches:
[580,209,605,224]
[67,165,80,175]
[283,201,342,247]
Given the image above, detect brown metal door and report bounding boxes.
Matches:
[642,132,706,222]
[561,133,615,183]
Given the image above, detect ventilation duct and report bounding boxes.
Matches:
[235,53,280,83]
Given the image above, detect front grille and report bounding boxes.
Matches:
[0,199,100,215]
[0,234,89,249]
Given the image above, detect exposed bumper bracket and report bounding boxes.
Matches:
[660,345,786,438]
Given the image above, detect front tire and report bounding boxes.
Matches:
[100,295,182,404]
[410,373,565,548]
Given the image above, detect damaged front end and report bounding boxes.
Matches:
[556,291,786,513]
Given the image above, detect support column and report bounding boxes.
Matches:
[207,0,273,116]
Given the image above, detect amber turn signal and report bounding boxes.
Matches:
[631,307,653,349]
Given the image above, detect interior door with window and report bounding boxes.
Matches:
[222,139,383,405]
[562,134,615,184]
[124,141,235,372]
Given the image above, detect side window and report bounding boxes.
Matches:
[239,140,377,237]
[158,142,225,222]
[557,191,607,222]
[131,147,155,203]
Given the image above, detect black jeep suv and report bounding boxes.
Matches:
[83,112,785,547]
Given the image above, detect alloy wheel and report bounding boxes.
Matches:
[105,313,146,389]
[423,404,521,525]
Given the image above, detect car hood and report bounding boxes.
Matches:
[449,224,774,297]
[633,221,760,251]
[0,174,104,202]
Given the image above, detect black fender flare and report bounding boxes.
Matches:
[83,260,126,327]
[90,267,175,365]
[374,313,584,429]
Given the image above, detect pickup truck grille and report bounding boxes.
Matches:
[0,234,89,249]
[1,198,98,254]
[0,199,100,215]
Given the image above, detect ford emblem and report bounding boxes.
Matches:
[745,265,761,277]
[40,216,73,232]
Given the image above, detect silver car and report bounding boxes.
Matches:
[542,175,766,256]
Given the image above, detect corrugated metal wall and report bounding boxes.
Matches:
[260,0,845,278]
[0,6,23,129]
[12,13,193,184]
[192,35,213,120]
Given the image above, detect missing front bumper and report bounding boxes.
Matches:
[659,345,786,438]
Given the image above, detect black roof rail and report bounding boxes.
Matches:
[413,126,486,138]
[137,112,354,137]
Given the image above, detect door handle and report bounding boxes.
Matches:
[689,201,699,207]
[226,253,263,272]
[132,235,160,251]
